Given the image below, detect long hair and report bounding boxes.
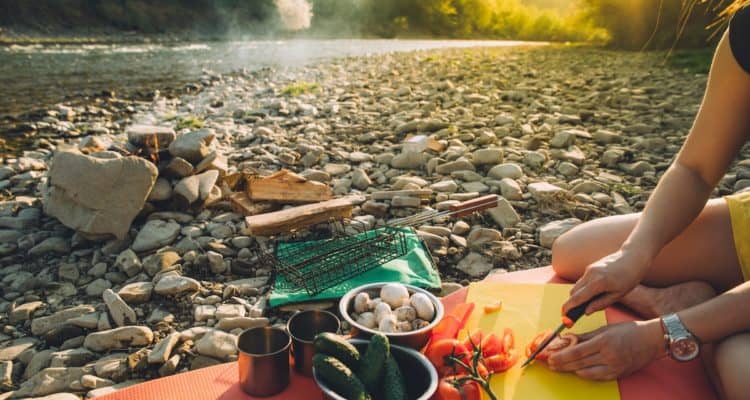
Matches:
[709,0,750,31]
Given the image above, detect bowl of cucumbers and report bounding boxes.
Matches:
[312,333,438,400]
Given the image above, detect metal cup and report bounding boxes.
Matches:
[287,310,341,377]
[237,327,292,397]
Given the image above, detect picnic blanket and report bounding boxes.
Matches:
[96,266,718,400]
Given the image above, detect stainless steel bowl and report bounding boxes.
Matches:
[313,338,438,400]
[339,282,445,350]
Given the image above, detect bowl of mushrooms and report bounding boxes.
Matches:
[339,282,444,350]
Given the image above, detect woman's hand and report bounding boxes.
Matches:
[546,320,665,381]
[562,249,652,316]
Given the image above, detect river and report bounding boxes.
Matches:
[0,39,537,117]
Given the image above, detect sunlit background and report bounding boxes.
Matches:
[0,0,744,49]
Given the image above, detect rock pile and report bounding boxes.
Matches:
[0,45,740,399]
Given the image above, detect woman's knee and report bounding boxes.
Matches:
[713,333,750,399]
[551,215,636,281]
[551,225,588,281]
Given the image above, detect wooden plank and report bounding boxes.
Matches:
[229,192,278,216]
[245,169,332,204]
[243,195,365,236]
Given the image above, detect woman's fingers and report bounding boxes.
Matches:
[549,353,605,372]
[576,326,607,342]
[586,292,620,315]
[547,337,603,370]
[575,365,617,381]
[563,278,604,315]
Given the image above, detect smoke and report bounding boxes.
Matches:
[274,0,313,31]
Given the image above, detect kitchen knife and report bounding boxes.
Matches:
[521,295,601,368]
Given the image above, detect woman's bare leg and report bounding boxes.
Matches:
[712,333,750,400]
[551,198,743,292]
[551,197,749,399]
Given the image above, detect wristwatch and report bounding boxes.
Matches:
[660,313,701,362]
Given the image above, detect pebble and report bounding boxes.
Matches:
[85,278,112,297]
[31,305,95,336]
[143,251,181,276]
[456,252,493,278]
[28,237,70,256]
[154,275,201,296]
[118,282,154,304]
[487,198,521,228]
[488,163,524,179]
[9,301,44,324]
[538,218,582,248]
[194,330,237,360]
[131,220,181,252]
[115,249,142,277]
[84,326,154,352]
[103,289,136,327]
[147,332,180,364]
[168,128,215,163]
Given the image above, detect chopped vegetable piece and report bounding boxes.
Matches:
[484,300,503,314]
[525,331,579,362]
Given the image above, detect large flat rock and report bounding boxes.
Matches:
[43,152,158,240]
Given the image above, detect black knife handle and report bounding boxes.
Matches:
[563,293,605,327]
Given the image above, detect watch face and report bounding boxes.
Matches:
[671,337,700,362]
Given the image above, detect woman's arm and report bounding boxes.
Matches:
[680,279,750,342]
[564,30,750,316]
[551,31,750,381]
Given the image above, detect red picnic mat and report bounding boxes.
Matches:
[96,266,717,400]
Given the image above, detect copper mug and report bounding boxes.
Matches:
[237,327,292,397]
[286,310,341,377]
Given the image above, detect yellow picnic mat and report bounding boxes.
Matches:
[464,282,620,400]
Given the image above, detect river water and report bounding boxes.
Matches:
[0,39,536,117]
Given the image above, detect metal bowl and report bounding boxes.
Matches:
[339,282,445,350]
[313,338,438,400]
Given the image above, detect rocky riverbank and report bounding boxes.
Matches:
[0,44,741,399]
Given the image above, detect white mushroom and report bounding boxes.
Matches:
[374,302,393,324]
[410,293,436,321]
[378,315,399,333]
[369,297,383,311]
[412,319,430,330]
[354,292,372,314]
[380,283,410,308]
[395,305,417,322]
[396,321,413,332]
[356,312,377,329]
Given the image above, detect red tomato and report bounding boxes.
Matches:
[435,376,482,400]
[426,338,471,376]
[483,349,519,373]
[462,330,485,352]
[525,331,578,362]
[476,362,489,379]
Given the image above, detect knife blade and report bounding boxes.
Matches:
[520,294,601,368]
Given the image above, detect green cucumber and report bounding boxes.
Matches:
[313,354,370,400]
[314,332,361,370]
[357,333,390,393]
[383,356,408,400]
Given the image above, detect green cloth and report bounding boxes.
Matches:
[269,227,441,307]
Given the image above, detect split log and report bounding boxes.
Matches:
[246,170,331,204]
[229,192,278,216]
[243,195,365,236]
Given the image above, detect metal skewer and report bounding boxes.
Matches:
[387,194,500,227]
